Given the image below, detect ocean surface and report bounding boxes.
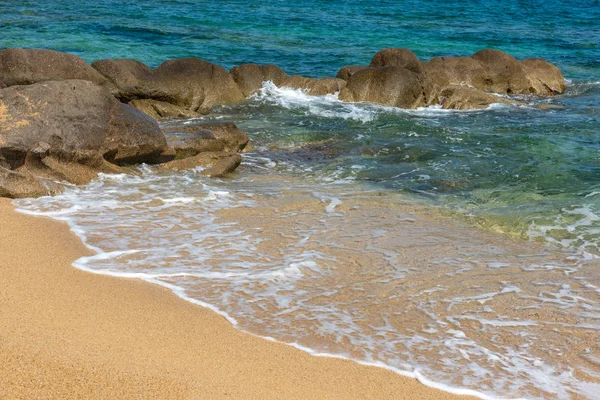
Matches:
[3,1,600,399]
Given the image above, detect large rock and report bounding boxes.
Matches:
[423,49,566,98]
[93,58,245,114]
[0,166,51,198]
[163,122,249,153]
[336,65,369,81]
[521,58,567,95]
[472,49,531,95]
[170,130,226,160]
[369,48,424,74]
[0,48,108,88]
[0,80,167,187]
[338,66,425,108]
[422,56,490,92]
[230,64,287,97]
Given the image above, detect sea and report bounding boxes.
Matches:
[2,1,600,398]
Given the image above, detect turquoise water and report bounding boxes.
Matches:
[2,0,600,249]
[4,1,600,399]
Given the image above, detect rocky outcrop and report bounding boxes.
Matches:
[0,48,108,88]
[336,48,565,110]
[92,57,245,115]
[338,66,425,108]
[230,64,288,97]
[423,49,566,99]
[0,80,168,196]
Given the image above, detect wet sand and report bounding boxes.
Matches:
[0,198,471,399]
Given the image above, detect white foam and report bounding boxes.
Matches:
[249,81,508,123]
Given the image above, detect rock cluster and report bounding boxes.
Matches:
[0,47,566,198]
[337,48,566,110]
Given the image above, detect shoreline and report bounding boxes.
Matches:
[0,198,474,399]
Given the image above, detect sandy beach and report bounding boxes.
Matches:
[0,198,471,399]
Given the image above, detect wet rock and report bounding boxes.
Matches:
[172,130,226,160]
[202,154,243,177]
[422,56,490,94]
[0,166,51,198]
[472,49,532,95]
[336,65,369,81]
[230,63,288,97]
[93,57,245,115]
[129,99,201,119]
[338,66,425,108]
[280,76,346,95]
[164,122,249,153]
[521,58,567,95]
[160,151,241,177]
[0,48,108,88]
[0,80,167,190]
[369,48,424,74]
[438,85,511,110]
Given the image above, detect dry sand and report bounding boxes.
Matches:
[0,198,472,399]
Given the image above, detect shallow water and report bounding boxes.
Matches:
[4,1,600,398]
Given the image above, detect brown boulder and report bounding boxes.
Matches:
[0,48,108,88]
[164,122,249,153]
[369,48,424,74]
[422,56,490,92]
[338,66,425,108]
[521,58,566,95]
[472,49,531,94]
[0,166,52,198]
[437,85,512,110]
[336,66,369,81]
[230,64,288,97]
[129,99,201,119]
[93,57,245,115]
[171,130,226,160]
[203,154,243,177]
[0,80,167,187]
[160,151,242,177]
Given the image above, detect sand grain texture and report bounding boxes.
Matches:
[0,198,470,399]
